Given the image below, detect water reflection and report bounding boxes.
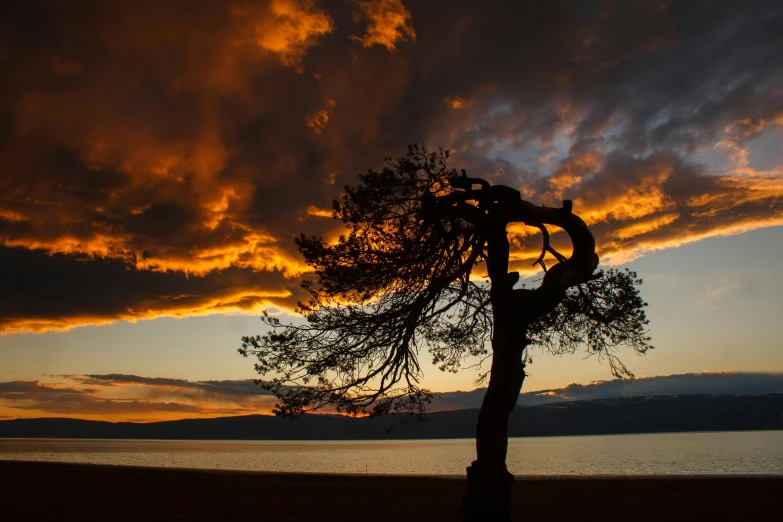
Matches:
[1,431,782,476]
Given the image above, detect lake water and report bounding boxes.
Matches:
[1,431,782,476]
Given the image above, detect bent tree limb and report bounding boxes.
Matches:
[512,200,600,319]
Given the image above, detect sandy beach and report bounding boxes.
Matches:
[1,461,781,521]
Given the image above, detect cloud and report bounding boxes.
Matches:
[0,1,781,333]
[0,379,227,420]
[0,375,279,422]
[526,371,783,403]
[64,373,276,397]
[0,246,307,333]
[351,0,416,51]
[240,0,334,72]
[431,371,783,410]
[305,109,330,134]
[552,152,783,267]
[695,276,743,305]
[2,371,780,421]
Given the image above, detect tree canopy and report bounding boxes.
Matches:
[239,145,652,417]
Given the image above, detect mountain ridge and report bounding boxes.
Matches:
[2,394,782,440]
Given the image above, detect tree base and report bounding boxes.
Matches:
[462,460,515,522]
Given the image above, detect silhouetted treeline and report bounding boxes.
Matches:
[2,394,781,440]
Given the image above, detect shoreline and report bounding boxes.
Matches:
[2,461,782,521]
[2,426,782,441]
[2,458,782,480]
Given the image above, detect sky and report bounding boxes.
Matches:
[0,0,782,422]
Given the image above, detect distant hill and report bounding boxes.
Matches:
[2,394,782,440]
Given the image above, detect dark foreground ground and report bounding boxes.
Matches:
[1,461,781,521]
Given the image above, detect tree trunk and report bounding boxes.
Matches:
[463,290,528,522]
[436,184,597,521]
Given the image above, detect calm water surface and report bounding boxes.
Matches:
[2,431,782,476]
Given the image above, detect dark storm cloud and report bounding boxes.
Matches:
[0,246,306,332]
[0,0,781,332]
[406,1,783,154]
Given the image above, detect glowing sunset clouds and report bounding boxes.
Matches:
[0,0,781,334]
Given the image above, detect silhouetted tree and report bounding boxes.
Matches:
[240,145,652,521]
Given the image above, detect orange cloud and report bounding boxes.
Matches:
[238,0,333,72]
[0,224,308,277]
[0,208,26,222]
[306,205,334,218]
[579,169,676,224]
[714,112,783,170]
[1,288,295,335]
[446,96,469,109]
[687,175,783,217]
[351,0,416,50]
[547,153,599,194]
[305,109,330,134]
[607,213,680,241]
[599,214,783,266]
[500,150,782,273]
